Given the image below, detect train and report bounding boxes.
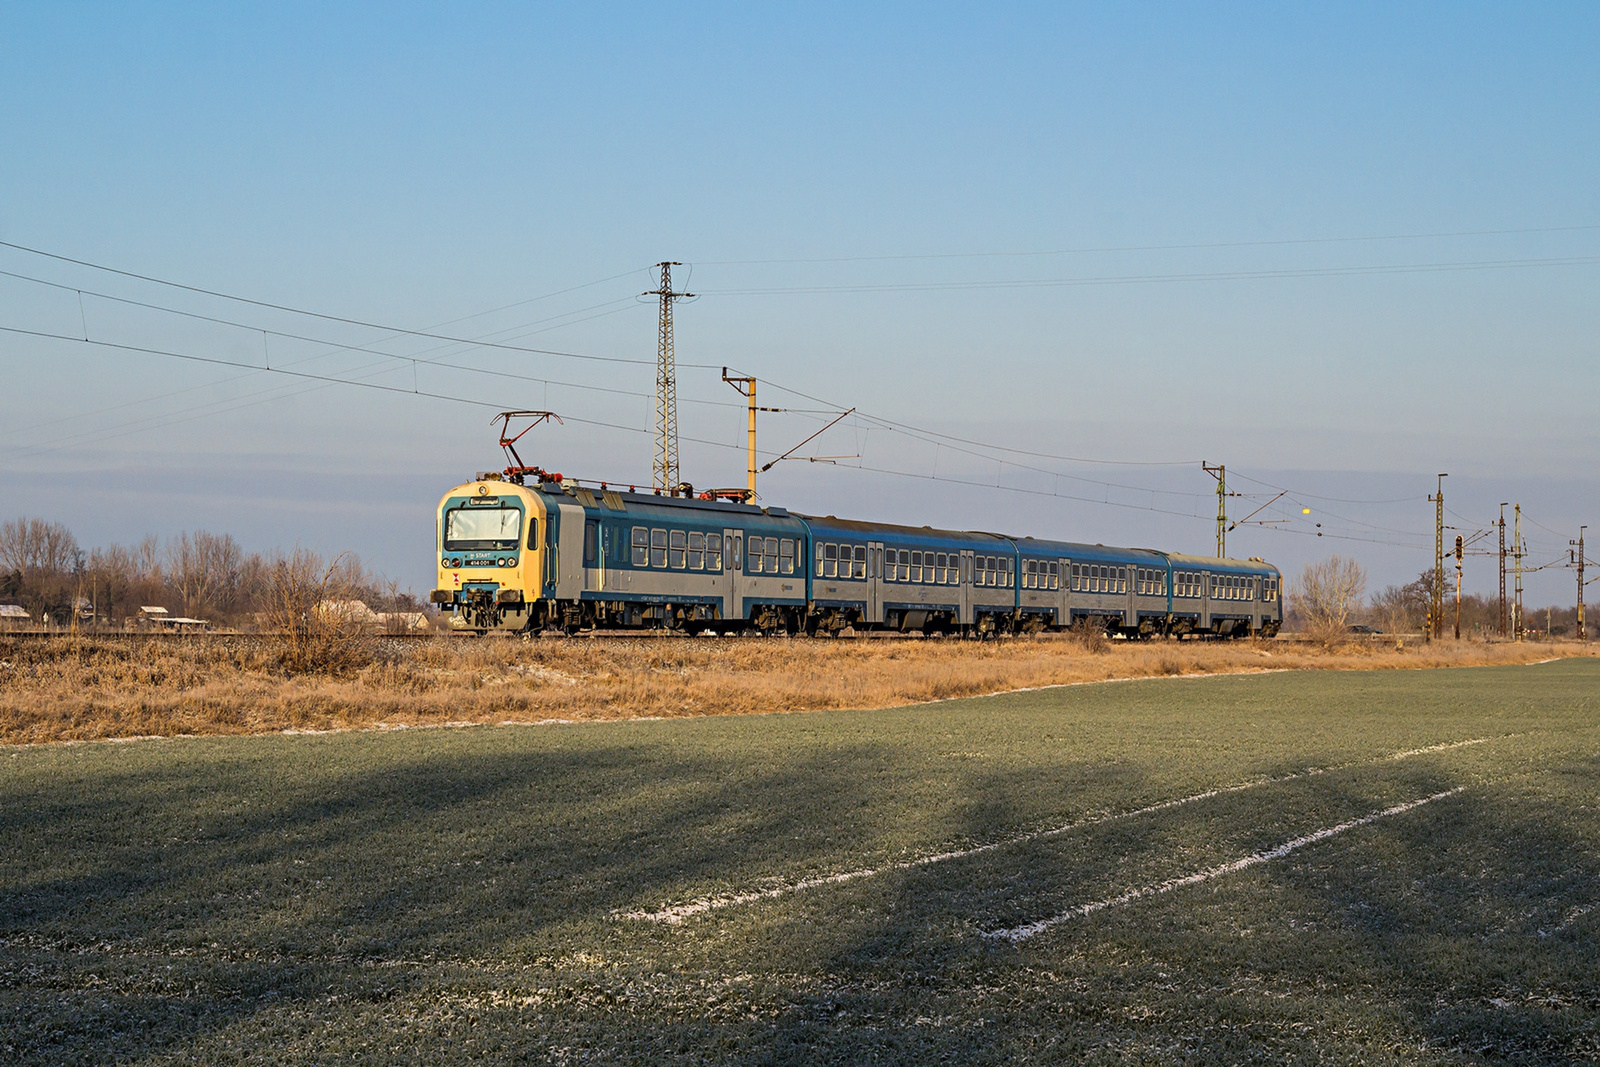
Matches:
[430,470,1282,638]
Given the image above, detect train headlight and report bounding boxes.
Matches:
[499,557,512,567]
[441,557,450,568]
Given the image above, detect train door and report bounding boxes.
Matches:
[1058,557,1070,626]
[1125,564,1137,628]
[1062,558,1074,626]
[723,528,742,622]
[959,550,974,626]
[583,519,602,593]
[867,541,884,624]
[1200,569,1212,631]
[550,499,587,602]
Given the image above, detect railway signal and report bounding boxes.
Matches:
[1454,534,1464,639]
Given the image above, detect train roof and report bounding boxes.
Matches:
[793,514,1012,545]
[1163,552,1279,574]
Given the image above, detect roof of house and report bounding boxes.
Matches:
[0,604,29,619]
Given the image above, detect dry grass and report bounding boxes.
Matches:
[1,632,1594,745]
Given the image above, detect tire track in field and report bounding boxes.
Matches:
[617,737,1494,925]
[984,786,1466,943]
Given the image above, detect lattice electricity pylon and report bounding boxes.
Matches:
[644,262,692,493]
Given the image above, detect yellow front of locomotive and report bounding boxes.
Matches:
[431,479,546,631]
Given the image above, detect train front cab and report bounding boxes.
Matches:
[432,478,548,632]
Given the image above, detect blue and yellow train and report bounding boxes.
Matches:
[431,474,1282,638]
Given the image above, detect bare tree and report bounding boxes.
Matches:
[0,517,81,618]
[1370,571,1430,635]
[1292,556,1368,643]
[261,549,374,674]
[166,531,243,618]
[0,517,80,577]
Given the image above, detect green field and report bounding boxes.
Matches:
[5,661,1600,1064]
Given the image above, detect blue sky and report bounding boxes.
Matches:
[1,3,1596,603]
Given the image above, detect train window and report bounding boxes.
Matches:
[1069,564,1079,591]
[976,556,988,586]
[688,530,704,570]
[853,545,867,579]
[731,534,742,569]
[780,539,795,575]
[748,538,763,573]
[669,529,687,570]
[631,526,648,567]
[1049,561,1060,590]
[708,533,723,571]
[527,519,540,550]
[584,521,599,565]
[823,543,837,578]
[1025,560,1037,589]
[766,538,781,573]
[936,552,948,584]
[649,528,668,569]
[898,550,910,582]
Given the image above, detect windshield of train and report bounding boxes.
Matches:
[444,506,523,551]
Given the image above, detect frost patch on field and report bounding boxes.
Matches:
[984,787,1466,944]
[617,738,1490,925]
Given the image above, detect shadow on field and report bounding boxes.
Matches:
[1,729,1008,1061]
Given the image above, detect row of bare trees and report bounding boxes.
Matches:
[1290,555,1587,639]
[0,516,423,628]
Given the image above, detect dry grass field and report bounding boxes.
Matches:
[1,631,1593,745]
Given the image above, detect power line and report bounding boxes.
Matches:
[694,223,1600,266]
[0,324,763,460]
[696,254,1600,297]
[0,268,760,426]
[0,240,721,368]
